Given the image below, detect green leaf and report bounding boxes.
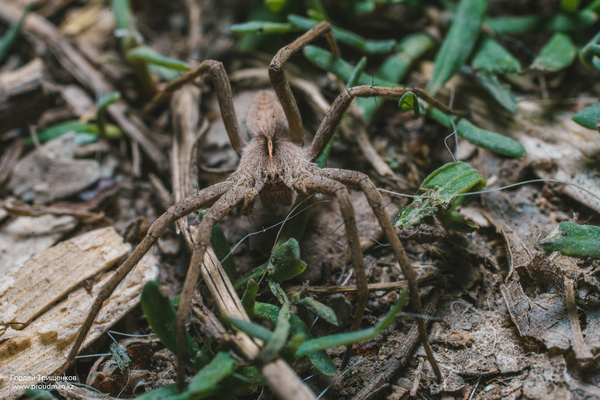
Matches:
[199,211,237,282]
[109,342,131,370]
[127,46,191,71]
[295,297,344,326]
[134,384,189,400]
[258,303,291,363]
[471,35,522,74]
[393,162,487,234]
[96,91,123,139]
[231,21,301,34]
[537,222,600,260]
[579,31,600,70]
[0,5,30,65]
[530,33,577,72]
[476,72,518,113]
[266,238,306,283]
[456,118,525,157]
[561,0,580,12]
[189,352,237,396]
[572,102,600,129]
[25,389,56,400]
[241,280,259,317]
[140,281,203,370]
[358,33,435,121]
[426,0,488,95]
[485,10,597,36]
[253,302,336,375]
[296,288,407,357]
[265,0,289,13]
[26,121,122,145]
[398,92,421,119]
[288,14,396,54]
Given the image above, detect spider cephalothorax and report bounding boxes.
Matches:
[67,21,464,397]
[237,90,311,209]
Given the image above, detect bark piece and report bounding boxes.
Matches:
[0,214,77,273]
[0,226,131,331]
[0,58,59,134]
[8,132,101,204]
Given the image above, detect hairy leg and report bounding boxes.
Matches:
[145,59,247,155]
[317,168,442,380]
[59,181,233,375]
[299,175,368,368]
[176,183,250,390]
[308,85,465,161]
[269,21,340,145]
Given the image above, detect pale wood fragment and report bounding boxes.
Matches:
[0,227,131,331]
[0,214,77,274]
[0,253,158,400]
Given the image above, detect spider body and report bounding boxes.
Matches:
[238,90,309,209]
[66,21,463,397]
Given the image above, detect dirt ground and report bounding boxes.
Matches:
[1,0,600,399]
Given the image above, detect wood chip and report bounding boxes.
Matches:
[0,214,77,273]
[0,227,131,330]
[0,250,158,400]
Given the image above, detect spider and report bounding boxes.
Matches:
[64,21,461,389]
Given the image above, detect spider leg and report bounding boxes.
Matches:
[316,168,442,380]
[269,21,340,145]
[176,183,251,390]
[298,175,368,367]
[146,60,247,155]
[308,85,465,161]
[60,181,233,375]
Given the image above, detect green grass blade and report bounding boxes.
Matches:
[189,352,238,395]
[140,281,203,370]
[288,14,396,53]
[296,289,407,357]
[0,5,30,65]
[530,32,577,72]
[231,21,301,34]
[485,10,597,36]
[127,46,191,71]
[456,119,525,157]
[476,72,518,113]
[426,0,488,95]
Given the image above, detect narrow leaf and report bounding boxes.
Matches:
[471,35,522,73]
[485,10,597,36]
[0,5,30,65]
[530,32,577,72]
[537,222,600,259]
[189,352,237,395]
[140,281,203,370]
[456,118,525,157]
[199,210,238,282]
[295,297,341,326]
[258,304,291,363]
[572,102,600,129]
[476,72,518,113]
[288,14,396,54]
[127,46,191,71]
[296,289,408,357]
[427,0,488,95]
[231,21,301,34]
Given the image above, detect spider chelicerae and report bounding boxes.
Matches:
[65,21,461,389]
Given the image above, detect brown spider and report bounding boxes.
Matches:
[64,22,460,390]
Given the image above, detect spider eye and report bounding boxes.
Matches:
[267,173,272,180]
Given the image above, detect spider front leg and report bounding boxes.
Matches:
[176,183,251,390]
[60,181,233,374]
[298,175,369,367]
[316,169,442,380]
[269,21,340,144]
